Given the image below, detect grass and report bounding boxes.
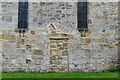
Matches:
[1,71,119,78]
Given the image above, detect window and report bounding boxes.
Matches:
[77,0,88,31]
[18,0,28,31]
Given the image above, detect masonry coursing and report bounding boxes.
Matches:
[0,2,119,72]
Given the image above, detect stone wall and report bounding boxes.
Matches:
[0,2,119,72]
[68,2,119,72]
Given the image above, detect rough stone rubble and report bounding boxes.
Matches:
[0,2,119,72]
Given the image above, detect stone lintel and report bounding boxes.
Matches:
[49,33,73,40]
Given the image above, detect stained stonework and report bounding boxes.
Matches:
[49,33,70,72]
[0,1,119,72]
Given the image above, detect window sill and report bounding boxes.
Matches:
[15,28,29,33]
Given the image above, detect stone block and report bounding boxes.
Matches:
[26,44,32,49]
[85,37,91,44]
[33,50,43,55]
[1,2,118,72]
[62,50,68,56]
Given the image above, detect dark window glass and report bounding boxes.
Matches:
[77,1,88,31]
[18,1,28,29]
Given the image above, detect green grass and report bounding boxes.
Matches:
[1,72,119,78]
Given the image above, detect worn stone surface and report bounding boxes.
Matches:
[0,2,119,72]
[49,34,69,72]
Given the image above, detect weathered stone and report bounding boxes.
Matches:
[85,37,91,44]
[0,34,5,40]
[62,50,68,56]
[1,2,118,72]
[33,50,43,55]
[30,30,35,35]
[50,44,56,48]
[26,44,32,49]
